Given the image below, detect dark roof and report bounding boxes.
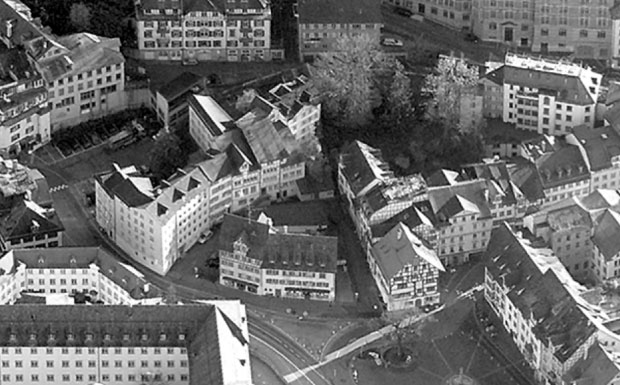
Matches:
[536,145,590,189]
[507,161,546,202]
[371,201,437,238]
[10,247,164,300]
[219,214,337,273]
[592,209,620,261]
[371,222,443,280]
[95,169,153,208]
[483,224,596,363]
[570,125,620,172]
[297,0,382,24]
[235,109,299,164]
[462,161,523,205]
[0,200,63,241]
[156,72,205,102]
[580,189,620,211]
[427,180,492,221]
[563,343,619,385]
[503,65,594,105]
[482,65,504,86]
[426,169,461,187]
[0,0,44,48]
[482,118,542,145]
[611,2,620,19]
[0,47,40,87]
[339,141,393,197]
[257,201,329,227]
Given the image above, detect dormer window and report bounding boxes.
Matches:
[84,333,92,342]
[159,333,166,341]
[179,333,185,341]
[9,333,16,342]
[141,333,148,341]
[69,257,76,265]
[48,333,55,341]
[29,333,36,341]
[123,334,130,342]
[104,333,111,341]
[67,333,74,341]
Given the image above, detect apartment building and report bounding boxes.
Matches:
[297,0,382,61]
[592,209,620,282]
[0,47,50,156]
[483,223,598,384]
[218,214,337,301]
[490,53,601,136]
[0,0,127,131]
[0,199,63,249]
[0,303,252,385]
[612,3,620,67]
[0,246,165,305]
[369,222,443,311]
[152,72,207,129]
[135,0,282,62]
[0,156,51,211]
[188,94,234,151]
[387,0,473,30]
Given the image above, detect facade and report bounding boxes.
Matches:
[369,222,444,311]
[189,94,234,152]
[152,72,206,129]
[386,0,472,30]
[297,0,382,61]
[135,0,282,62]
[0,303,252,385]
[0,48,50,156]
[218,214,337,301]
[483,223,598,384]
[0,199,63,249]
[486,53,601,136]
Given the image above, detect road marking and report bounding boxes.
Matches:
[251,334,318,385]
[50,184,68,193]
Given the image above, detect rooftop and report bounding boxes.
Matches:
[427,180,492,221]
[569,125,620,172]
[297,0,382,24]
[155,72,205,102]
[592,209,620,261]
[339,140,393,197]
[482,118,542,146]
[562,343,620,385]
[0,199,63,241]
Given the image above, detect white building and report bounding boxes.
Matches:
[135,0,283,62]
[487,53,601,136]
[369,222,443,311]
[218,214,337,301]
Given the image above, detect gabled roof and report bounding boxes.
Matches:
[570,125,620,172]
[0,199,63,241]
[189,94,233,137]
[371,202,437,239]
[235,109,299,164]
[580,189,620,211]
[535,144,590,189]
[507,162,546,202]
[297,0,382,24]
[339,141,393,197]
[426,169,461,187]
[484,224,595,363]
[427,180,491,221]
[562,343,620,385]
[95,166,154,208]
[372,223,444,280]
[481,65,504,86]
[592,209,620,261]
[503,65,594,105]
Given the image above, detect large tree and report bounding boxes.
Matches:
[69,2,91,32]
[312,34,389,128]
[422,54,480,133]
[148,134,189,182]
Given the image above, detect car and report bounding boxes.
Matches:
[381,38,404,47]
[394,6,413,17]
[198,230,214,244]
[464,32,479,43]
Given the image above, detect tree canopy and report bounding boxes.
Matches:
[69,3,91,32]
[148,134,189,182]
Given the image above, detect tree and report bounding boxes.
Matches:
[312,34,388,128]
[69,2,91,32]
[422,54,480,133]
[148,134,189,181]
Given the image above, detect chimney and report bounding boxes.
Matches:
[6,20,14,39]
[144,283,150,293]
[30,220,40,233]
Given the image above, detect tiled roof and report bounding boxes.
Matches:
[503,65,594,105]
[0,47,40,87]
[95,166,154,208]
[189,94,233,137]
[426,169,461,187]
[0,199,63,241]
[297,0,382,24]
[339,141,393,197]
[481,65,504,86]
[484,224,595,363]
[372,222,443,280]
[580,189,620,211]
[611,2,620,20]
[562,343,620,385]
[371,202,437,238]
[156,72,205,102]
[536,145,590,189]
[7,247,164,300]
[462,160,525,206]
[592,209,620,261]
[427,180,492,221]
[570,125,620,172]
[219,214,337,273]
[0,0,45,47]
[507,162,546,202]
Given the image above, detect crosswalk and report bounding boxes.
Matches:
[50,184,68,193]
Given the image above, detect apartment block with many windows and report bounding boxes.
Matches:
[386,0,473,30]
[135,0,282,62]
[297,0,382,61]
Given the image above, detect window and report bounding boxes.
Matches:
[580,29,588,38]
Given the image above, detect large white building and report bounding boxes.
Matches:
[484,53,602,136]
[218,214,337,301]
[0,0,126,131]
[135,0,283,62]
[369,222,443,311]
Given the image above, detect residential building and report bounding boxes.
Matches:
[611,3,620,67]
[0,156,51,211]
[483,223,598,384]
[189,94,234,152]
[0,303,252,385]
[0,0,127,131]
[297,0,382,61]
[0,47,50,156]
[481,119,542,158]
[218,214,337,301]
[0,199,63,249]
[487,53,601,136]
[369,222,444,311]
[152,72,207,130]
[479,64,504,119]
[385,0,472,30]
[134,0,282,62]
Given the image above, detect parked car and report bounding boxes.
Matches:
[394,6,413,17]
[464,32,479,42]
[381,38,404,47]
[198,230,214,244]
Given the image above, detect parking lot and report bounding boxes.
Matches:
[41,108,162,164]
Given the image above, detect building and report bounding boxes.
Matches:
[0,0,127,131]
[483,223,598,384]
[480,63,504,119]
[0,47,50,156]
[0,303,252,385]
[188,94,234,152]
[0,156,51,211]
[134,0,282,62]
[486,53,601,136]
[297,0,382,61]
[152,72,207,130]
[369,222,444,311]
[218,214,337,301]
[0,199,63,249]
[481,119,542,159]
[385,0,472,31]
